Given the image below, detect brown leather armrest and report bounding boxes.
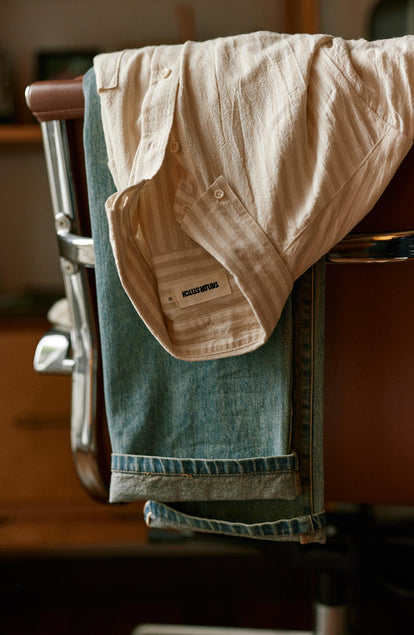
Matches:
[25,77,84,122]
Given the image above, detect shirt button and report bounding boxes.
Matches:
[184,204,192,213]
[160,67,172,79]
[214,188,224,200]
[170,140,181,153]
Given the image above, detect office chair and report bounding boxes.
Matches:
[26,75,414,635]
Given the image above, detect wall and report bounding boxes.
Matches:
[2,0,378,121]
[2,0,285,122]
[0,0,379,299]
[320,0,379,39]
[1,0,284,299]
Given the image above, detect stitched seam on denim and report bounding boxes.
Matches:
[145,502,325,537]
[111,469,298,476]
[112,452,296,460]
[148,526,317,541]
[111,453,297,462]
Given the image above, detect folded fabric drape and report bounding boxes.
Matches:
[83,66,326,543]
[93,32,414,362]
[84,31,414,542]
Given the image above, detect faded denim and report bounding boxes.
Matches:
[83,68,326,543]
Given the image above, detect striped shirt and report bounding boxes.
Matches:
[94,32,414,361]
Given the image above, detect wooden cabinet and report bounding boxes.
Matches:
[0,124,42,144]
[0,318,147,553]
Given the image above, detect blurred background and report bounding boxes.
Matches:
[0,0,378,305]
[1,2,413,634]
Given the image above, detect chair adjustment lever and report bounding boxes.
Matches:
[33,328,74,375]
[57,233,95,267]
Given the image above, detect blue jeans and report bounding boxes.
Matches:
[83,68,326,543]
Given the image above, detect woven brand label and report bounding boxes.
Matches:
[172,270,231,308]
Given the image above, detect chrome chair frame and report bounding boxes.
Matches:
[32,116,107,501]
[27,81,414,506]
[26,78,414,635]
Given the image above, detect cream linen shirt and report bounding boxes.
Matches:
[94,32,414,361]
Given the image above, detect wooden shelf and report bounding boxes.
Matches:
[0,123,42,144]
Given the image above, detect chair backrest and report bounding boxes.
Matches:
[26,77,414,507]
[27,78,110,501]
[324,147,414,506]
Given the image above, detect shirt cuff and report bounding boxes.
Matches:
[179,175,294,342]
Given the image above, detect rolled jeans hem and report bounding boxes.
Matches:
[110,452,301,502]
[143,500,326,544]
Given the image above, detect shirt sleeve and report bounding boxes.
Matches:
[330,36,414,140]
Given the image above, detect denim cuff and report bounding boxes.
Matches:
[144,500,326,544]
[110,452,301,502]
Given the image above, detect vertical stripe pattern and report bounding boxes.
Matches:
[95,33,414,360]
